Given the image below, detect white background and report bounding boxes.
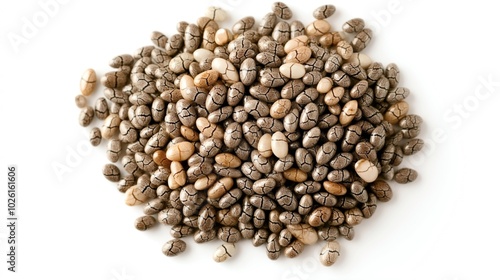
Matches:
[1,0,499,279]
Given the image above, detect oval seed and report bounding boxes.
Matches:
[166,141,195,161]
[213,243,236,262]
[286,224,318,245]
[343,18,365,33]
[271,131,288,159]
[134,215,157,231]
[394,168,418,184]
[313,4,336,20]
[306,20,331,36]
[80,68,97,96]
[354,159,378,183]
[320,241,340,266]
[272,2,293,20]
[384,101,409,124]
[162,239,186,257]
[279,63,306,79]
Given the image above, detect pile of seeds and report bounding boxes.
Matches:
[76,2,424,266]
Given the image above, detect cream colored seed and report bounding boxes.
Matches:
[328,104,341,115]
[194,69,219,88]
[283,35,309,53]
[270,99,292,119]
[324,87,345,106]
[101,113,121,139]
[206,6,227,22]
[80,68,97,96]
[215,28,233,45]
[283,168,307,182]
[179,75,195,98]
[193,49,215,63]
[166,141,195,161]
[339,100,358,126]
[196,117,224,139]
[316,77,334,94]
[348,53,372,69]
[287,224,318,245]
[305,19,331,36]
[124,185,148,206]
[208,177,234,199]
[271,131,288,159]
[354,159,378,183]
[194,173,218,190]
[323,181,347,195]
[257,133,273,158]
[284,46,312,63]
[213,243,236,262]
[170,161,187,188]
[320,241,340,266]
[215,153,242,168]
[384,101,409,124]
[211,58,239,83]
[279,63,306,79]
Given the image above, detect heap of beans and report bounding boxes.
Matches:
[76,2,424,266]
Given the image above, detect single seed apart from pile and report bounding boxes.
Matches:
[78,2,424,266]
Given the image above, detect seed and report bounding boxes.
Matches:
[343,18,365,33]
[166,141,195,161]
[162,239,186,257]
[80,68,97,96]
[135,215,157,231]
[272,2,293,20]
[319,241,340,266]
[313,4,336,20]
[213,243,236,262]
[206,6,227,22]
[286,224,318,245]
[384,101,409,124]
[102,163,120,182]
[306,20,331,36]
[89,127,102,146]
[394,168,418,184]
[354,159,378,183]
[279,63,306,79]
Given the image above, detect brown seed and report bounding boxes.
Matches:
[323,181,347,196]
[394,168,418,184]
[272,2,293,20]
[384,101,409,124]
[162,239,187,257]
[283,168,307,182]
[134,215,157,231]
[194,69,219,88]
[215,153,242,168]
[286,224,318,245]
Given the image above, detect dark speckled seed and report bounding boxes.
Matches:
[272,2,293,20]
[299,103,319,130]
[313,4,336,19]
[394,168,418,184]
